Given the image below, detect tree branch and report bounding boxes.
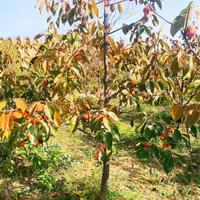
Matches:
[108,17,144,35]
[102,4,109,107]
[97,0,103,5]
[110,0,128,6]
[106,85,126,103]
[97,0,128,5]
[152,10,172,25]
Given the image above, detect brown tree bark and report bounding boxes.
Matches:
[100,3,110,200]
[100,156,110,200]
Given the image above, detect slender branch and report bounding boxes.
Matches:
[0,109,18,113]
[77,127,91,135]
[152,10,172,25]
[102,4,109,107]
[108,17,143,35]
[184,93,197,106]
[108,26,124,35]
[110,0,128,6]
[97,0,128,5]
[106,85,126,103]
[97,0,103,5]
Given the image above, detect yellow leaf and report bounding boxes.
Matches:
[54,111,62,126]
[29,102,38,114]
[89,21,96,34]
[2,129,11,140]
[177,50,186,68]
[13,111,23,119]
[107,111,119,122]
[42,60,49,73]
[0,101,7,110]
[117,3,123,13]
[0,113,4,130]
[171,104,183,121]
[91,0,99,17]
[0,112,12,131]
[13,98,27,112]
[38,0,47,13]
[86,3,93,18]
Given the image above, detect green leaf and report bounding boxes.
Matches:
[139,123,147,134]
[190,126,198,137]
[90,118,101,134]
[155,122,163,134]
[161,114,171,124]
[99,151,107,162]
[49,125,57,136]
[173,129,182,141]
[138,82,147,92]
[44,104,53,121]
[158,81,164,90]
[136,149,149,161]
[103,117,112,131]
[69,116,79,133]
[149,81,155,93]
[143,26,151,36]
[122,23,134,35]
[171,58,179,76]
[29,125,39,143]
[40,120,50,135]
[104,132,113,150]
[111,124,120,141]
[151,145,160,158]
[162,153,174,173]
[144,127,155,140]
[170,15,185,36]
[195,92,200,102]
[68,9,75,25]
[155,0,162,9]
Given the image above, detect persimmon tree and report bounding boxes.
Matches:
[33,0,165,199]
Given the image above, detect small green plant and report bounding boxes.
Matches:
[37,169,57,191]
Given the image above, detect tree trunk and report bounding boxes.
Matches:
[100,156,110,200]
[102,2,109,108]
[100,2,110,200]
